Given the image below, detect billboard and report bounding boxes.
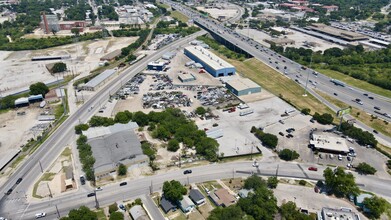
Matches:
[336,107,351,117]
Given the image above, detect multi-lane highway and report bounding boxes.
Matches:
[164,0,391,144]
[4,161,391,219]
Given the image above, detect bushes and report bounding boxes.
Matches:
[141,141,156,161]
[108,203,118,214]
[30,82,49,97]
[340,122,377,147]
[301,108,311,115]
[267,176,278,189]
[76,135,95,181]
[253,130,278,149]
[278,149,300,161]
[313,112,334,125]
[355,162,377,175]
[74,124,89,134]
[89,116,115,127]
[117,163,127,176]
[167,139,180,152]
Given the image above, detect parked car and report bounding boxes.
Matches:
[119,182,127,186]
[80,175,86,185]
[183,169,192,174]
[279,132,284,136]
[286,134,294,138]
[333,93,338,96]
[95,187,102,191]
[308,167,318,171]
[338,155,343,160]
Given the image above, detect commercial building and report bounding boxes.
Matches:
[184,46,236,77]
[80,69,116,91]
[265,38,295,46]
[178,73,196,83]
[40,12,86,34]
[309,134,350,154]
[225,78,261,96]
[318,207,360,220]
[83,122,149,180]
[147,61,166,71]
[309,23,368,41]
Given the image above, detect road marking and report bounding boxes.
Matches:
[296,164,309,178]
[19,202,30,220]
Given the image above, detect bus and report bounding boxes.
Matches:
[330,79,345,87]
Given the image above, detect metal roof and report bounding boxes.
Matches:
[226,78,260,91]
[310,134,349,153]
[185,46,234,70]
[189,189,205,202]
[84,69,116,89]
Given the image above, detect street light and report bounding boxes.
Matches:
[303,54,313,96]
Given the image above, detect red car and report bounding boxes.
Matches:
[308,167,318,171]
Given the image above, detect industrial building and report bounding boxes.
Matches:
[265,38,295,46]
[178,73,196,83]
[80,69,116,91]
[184,46,236,77]
[40,12,86,34]
[147,61,166,71]
[318,207,360,220]
[308,23,368,41]
[83,122,149,180]
[225,78,261,96]
[309,134,350,154]
[14,94,44,107]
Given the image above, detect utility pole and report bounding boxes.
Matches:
[47,183,53,198]
[94,192,99,208]
[55,204,60,218]
[39,161,43,173]
[303,54,313,96]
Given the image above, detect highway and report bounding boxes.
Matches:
[165,1,391,137]
[3,161,391,219]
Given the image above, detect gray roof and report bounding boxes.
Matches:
[129,205,149,220]
[206,128,223,139]
[189,189,205,202]
[83,122,139,139]
[89,130,142,172]
[160,196,176,213]
[179,195,194,208]
[84,69,116,88]
[238,189,253,198]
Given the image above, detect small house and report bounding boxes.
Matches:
[189,189,205,205]
[160,196,176,213]
[178,195,195,213]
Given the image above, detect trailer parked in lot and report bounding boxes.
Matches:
[240,109,254,116]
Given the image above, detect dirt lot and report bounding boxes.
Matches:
[0,37,137,96]
[196,6,239,21]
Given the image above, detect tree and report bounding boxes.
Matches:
[162,180,187,202]
[323,167,360,197]
[52,62,67,73]
[117,163,127,176]
[313,113,333,125]
[109,212,124,220]
[362,196,388,219]
[29,82,49,97]
[254,131,278,149]
[114,111,132,124]
[61,206,97,220]
[167,139,180,152]
[280,201,312,220]
[74,124,89,134]
[195,106,207,115]
[387,160,391,169]
[108,203,118,214]
[71,28,80,36]
[301,108,310,115]
[278,149,300,161]
[355,162,377,175]
[267,176,278,189]
[208,206,245,220]
[244,175,266,190]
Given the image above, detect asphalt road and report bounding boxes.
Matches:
[4,161,391,219]
[164,0,391,144]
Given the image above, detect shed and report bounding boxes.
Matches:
[178,195,195,213]
[238,189,253,198]
[178,73,196,83]
[189,189,205,205]
[162,52,175,60]
[129,205,150,220]
[160,196,176,213]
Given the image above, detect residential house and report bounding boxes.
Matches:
[160,196,176,213]
[209,188,236,207]
[189,189,205,205]
[178,195,195,213]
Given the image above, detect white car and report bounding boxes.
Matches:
[35,213,46,218]
[95,187,103,191]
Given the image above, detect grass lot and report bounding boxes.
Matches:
[315,68,391,99]
[222,178,244,192]
[223,57,335,117]
[32,172,56,198]
[10,154,26,168]
[316,90,391,138]
[95,209,107,220]
[171,11,189,23]
[61,147,72,157]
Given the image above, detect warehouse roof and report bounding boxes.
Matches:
[309,23,368,41]
[226,78,260,91]
[185,46,234,70]
[310,134,349,153]
[83,122,139,139]
[84,69,116,89]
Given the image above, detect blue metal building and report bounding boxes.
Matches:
[184,46,235,77]
[147,61,166,71]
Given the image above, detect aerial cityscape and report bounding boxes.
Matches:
[0,0,390,219]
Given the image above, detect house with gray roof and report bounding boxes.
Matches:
[160,196,177,213]
[129,205,150,220]
[189,189,205,205]
[238,189,253,198]
[178,195,195,213]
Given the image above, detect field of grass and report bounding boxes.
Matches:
[170,11,189,23]
[95,209,107,220]
[225,58,335,117]
[10,154,26,168]
[316,90,391,138]
[315,68,391,98]
[32,172,56,198]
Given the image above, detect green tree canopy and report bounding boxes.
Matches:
[355,162,377,175]
[61,206,97,220]
[267,176,279,189]
[323,167,360,197]
[207,206,245,220]
[167,139,180,152]
[195,106,207,115]
[52,62,67,73]
[109,212,124,220]
[162,180,187,202]
[117,163,127,176]
[362,196,388,219]
[29,82,49,97]
[279,201,312,220]
[278,149,300,161]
